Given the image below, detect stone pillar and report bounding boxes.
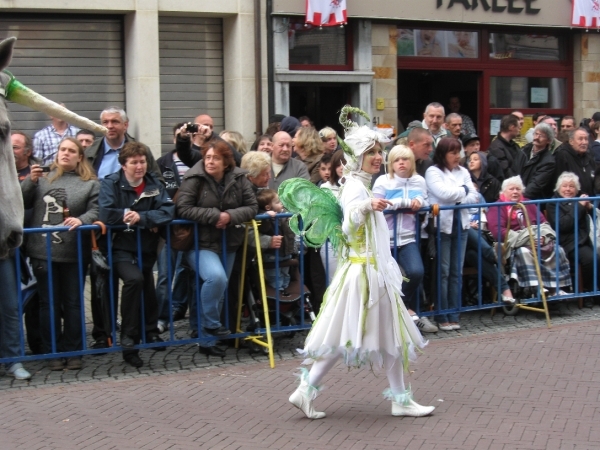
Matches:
[574,32,600,122]
[223,1,259,145]
[124,4,162,157]
[273,16,290,116]
[371,24,398,132]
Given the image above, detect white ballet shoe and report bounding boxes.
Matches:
[289,379,326,419]
[384,386,434,417]
[392,398,435,417]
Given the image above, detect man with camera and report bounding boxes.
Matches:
[175,114,242,168]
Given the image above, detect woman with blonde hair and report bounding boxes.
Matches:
[220,130,248,156]
[23,137,100,370]
[319,126,338,154]
[294,126,325,184]
[373,145,432,331]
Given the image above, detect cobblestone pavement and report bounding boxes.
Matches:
[1,300,599,391]
[1,303,600,449]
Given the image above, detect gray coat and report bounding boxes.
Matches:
[22,171,99,263]
[268,157,310,191]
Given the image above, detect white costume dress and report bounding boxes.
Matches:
[302,170,426,369]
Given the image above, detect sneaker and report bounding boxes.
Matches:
[450,323,461,330]
[7,363,32,380]
[65,357,83,370]
[416,317,438,333]
[157,320,168,334]
[438,323,454,331]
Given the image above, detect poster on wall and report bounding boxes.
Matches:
[446,31,478,58]
[397,28,478,58]
[415,29,447,57]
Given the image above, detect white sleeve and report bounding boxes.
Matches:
[425,166,466,204]
[340,181,373,235]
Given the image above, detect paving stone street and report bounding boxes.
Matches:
[1,302,599,449]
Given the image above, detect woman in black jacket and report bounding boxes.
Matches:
[467,151,500,203]
[99,143,175,368]
[176,139,258,357]
[547,172,599,298]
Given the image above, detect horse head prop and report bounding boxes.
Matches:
[0,37,107,259]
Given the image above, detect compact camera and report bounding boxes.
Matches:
[186,122,199,133]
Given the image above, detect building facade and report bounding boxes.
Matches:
[272,0,597,148]
[1,0,269,155]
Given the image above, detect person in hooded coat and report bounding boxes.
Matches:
[467,151,500,203]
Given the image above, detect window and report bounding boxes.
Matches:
[490,77,567,109]
[489,33,566,61]
[289,19,351,70]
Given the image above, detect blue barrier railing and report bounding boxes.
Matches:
[2,195,599,365]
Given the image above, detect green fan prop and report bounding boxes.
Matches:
[278,178,346,251]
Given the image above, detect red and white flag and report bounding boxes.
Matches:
[306,0,347,27]
[572,0,600,28]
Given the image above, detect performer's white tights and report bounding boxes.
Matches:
[307,351,406,395]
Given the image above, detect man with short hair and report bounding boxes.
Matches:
[407,127,433,177]
[487,114,525,181]
[422,102,449,149]
[554,128,596,196]
[33,105,79,165]
[76,129,95,150]
[520,123,556,200]
[175,113,242,167]
[560,115,576,132]
[12,131,38,182]
[445,113,463,140]
[510,110,528,147]
[84,106,161,180]
[268,131,309,191]
[448,95,476,135]
[538,116,562,153]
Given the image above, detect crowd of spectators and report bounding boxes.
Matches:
[4,102,600,381]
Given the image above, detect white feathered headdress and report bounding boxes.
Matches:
[338,105,391,172]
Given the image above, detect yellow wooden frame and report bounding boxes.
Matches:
[235,219,275,368]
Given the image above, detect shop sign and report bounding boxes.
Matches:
[436,0,540,15]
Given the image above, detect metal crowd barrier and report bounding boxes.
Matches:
[2,196,599,366]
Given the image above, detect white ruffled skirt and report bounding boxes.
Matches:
[301,254,427,369]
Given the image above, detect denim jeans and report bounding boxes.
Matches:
[185,249,236,332]
[156,246,190,321]
[394,242,424,311]
[263,253,291,290]
[0,256,23,362]
[436,222,468,324]
[32,259,83,354]
[465,228,509,294]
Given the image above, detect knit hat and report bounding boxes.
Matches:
[280,116,301,137]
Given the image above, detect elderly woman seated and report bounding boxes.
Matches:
[487,176,572,297]
[547,172,600,302]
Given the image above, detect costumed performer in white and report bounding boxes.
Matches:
[285,106,435,419]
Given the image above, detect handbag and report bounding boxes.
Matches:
[170,222,194,251]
